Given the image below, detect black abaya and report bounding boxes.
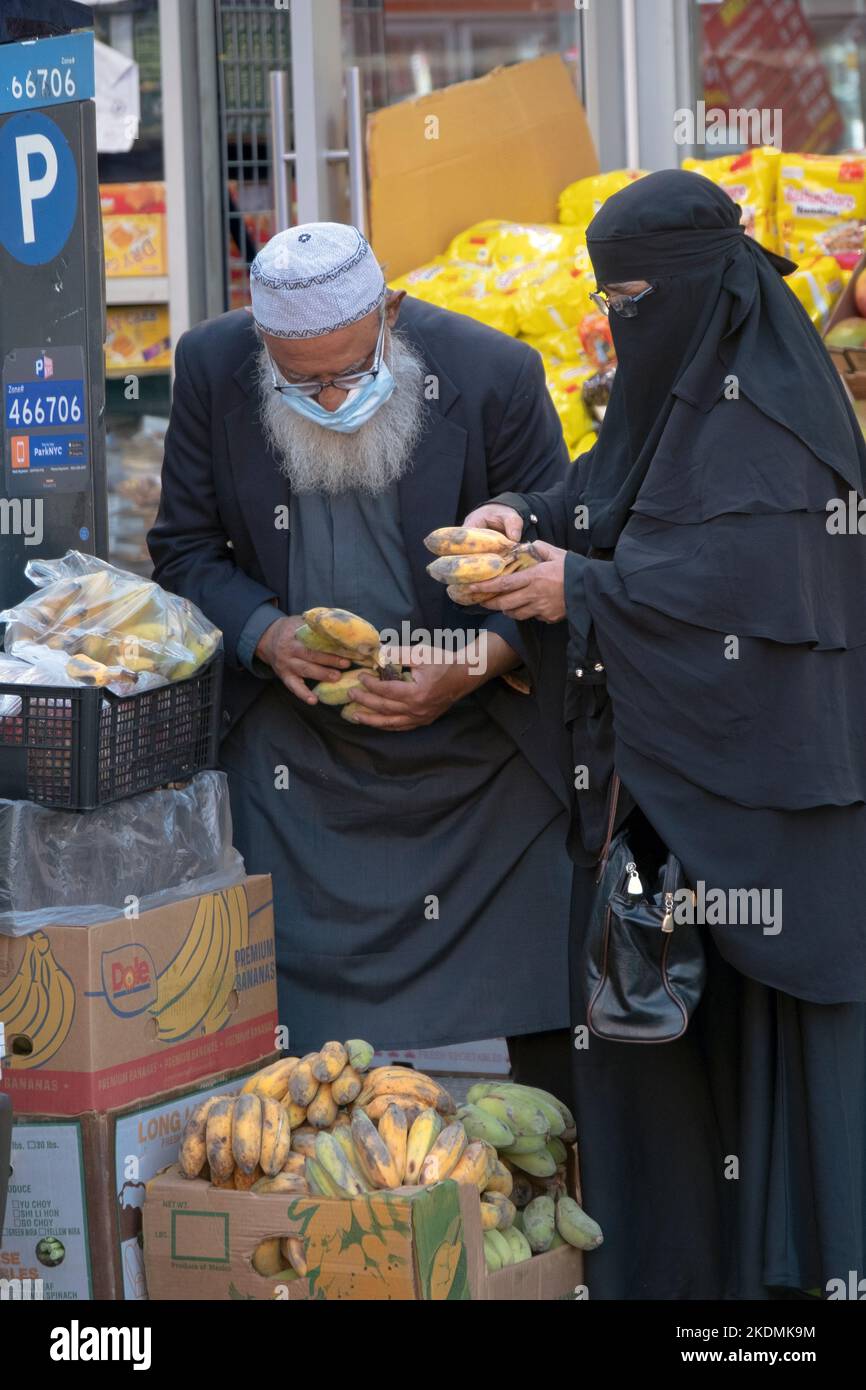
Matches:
[569,747,866,1300]
[489,170,866,1298]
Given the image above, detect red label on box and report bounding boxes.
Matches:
[2,1010,278,1115]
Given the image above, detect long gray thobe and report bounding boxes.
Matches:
[219,485,572,1053]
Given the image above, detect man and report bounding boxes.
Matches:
[149,221,573,1079]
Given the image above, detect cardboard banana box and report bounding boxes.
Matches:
[0,876,278,1116]
[3,1059,277,1301]
[143,1149,586,1302]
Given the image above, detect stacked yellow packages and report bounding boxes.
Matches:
[558,169,647,227]
[786,256,851,329]
[777,152,866,269]
[683,147,780,250]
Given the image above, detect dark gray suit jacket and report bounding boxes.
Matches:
[148,297,573,808]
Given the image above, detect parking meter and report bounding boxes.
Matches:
[0,8,107,609]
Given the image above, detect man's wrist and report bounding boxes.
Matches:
[254,614,288,666]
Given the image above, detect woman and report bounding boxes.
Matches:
[464,169,866,1300]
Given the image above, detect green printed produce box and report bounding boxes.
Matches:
[143,1165,585,1301]
[1,1058,275,1300]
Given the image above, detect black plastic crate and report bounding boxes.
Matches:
[0,652,223,810]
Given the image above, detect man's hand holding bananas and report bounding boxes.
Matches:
[345,636,517,732]
[255,614,353,704]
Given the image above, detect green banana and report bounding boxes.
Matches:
[503,1083,575,1135]
[305,1155,341,1197]
[457,1103,514,1149]
[483,1231,504,1271]
[345,1039,375,1072]
[476,1095,549,1137]
[502,1147,557,1178]
[468,1081,574,1137]
[498,1132,548,1155]
[502,1226,533,1264]
[523,1195,556,1253]
[331,1124,371,1188]
[314,1131,367,1197]
[556,1197,604,1251]
[486,1229,514,1267]
[546,1136,567,1165]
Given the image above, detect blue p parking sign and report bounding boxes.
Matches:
[0,110,78,266]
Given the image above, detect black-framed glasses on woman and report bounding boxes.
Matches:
[589,285,656,318]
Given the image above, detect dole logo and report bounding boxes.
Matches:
[100,943,157,1017]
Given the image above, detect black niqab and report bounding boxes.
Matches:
[548,166,866,999]
[582,169,866,549]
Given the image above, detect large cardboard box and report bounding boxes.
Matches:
[143,1150,585,1302]
[0,876,278,1116]
[367,55,598,279]
[1,1062,273,1300]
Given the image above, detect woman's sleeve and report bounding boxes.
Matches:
[490,479,571,547]
[563,553,608,725]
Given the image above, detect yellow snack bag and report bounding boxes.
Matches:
[785,256,850,330]
[446,220,584,268]
[683,146,780,250]
[444,274,520,336]
[544,363,596,454]
[558,169,648,228]
[389,257,484,305]
[511,252,597,338]
[778,153,866,269]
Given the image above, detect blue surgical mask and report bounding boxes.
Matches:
[279,363,396,434]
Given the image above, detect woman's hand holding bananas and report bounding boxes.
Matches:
[461,502,525,543]
[255,614,354,705]
[464,541,569,623]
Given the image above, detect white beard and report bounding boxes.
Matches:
[256,332,426,495]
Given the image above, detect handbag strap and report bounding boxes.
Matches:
[595,772,622,883]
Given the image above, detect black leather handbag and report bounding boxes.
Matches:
[584,775,706,1043]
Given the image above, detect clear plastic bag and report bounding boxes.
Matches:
[0,551,220,684]
[0,771,245,935]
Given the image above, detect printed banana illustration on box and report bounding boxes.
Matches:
[0,931,75,1069]
[0,875,277,1117]
[148,885,251,1042]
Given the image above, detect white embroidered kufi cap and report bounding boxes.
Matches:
[250,222,386,339]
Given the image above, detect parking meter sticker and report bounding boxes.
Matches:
[0,31,95,115]
[0,111,78,265]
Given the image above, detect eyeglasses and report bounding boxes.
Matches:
[269,305,387,398]
[589,285,656,318]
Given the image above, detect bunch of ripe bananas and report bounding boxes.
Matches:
[177,1040,378,1190]
[177,1052,603,1274]
[11,568,217,683]
[297,607,411,721]
[423,527,542,607]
